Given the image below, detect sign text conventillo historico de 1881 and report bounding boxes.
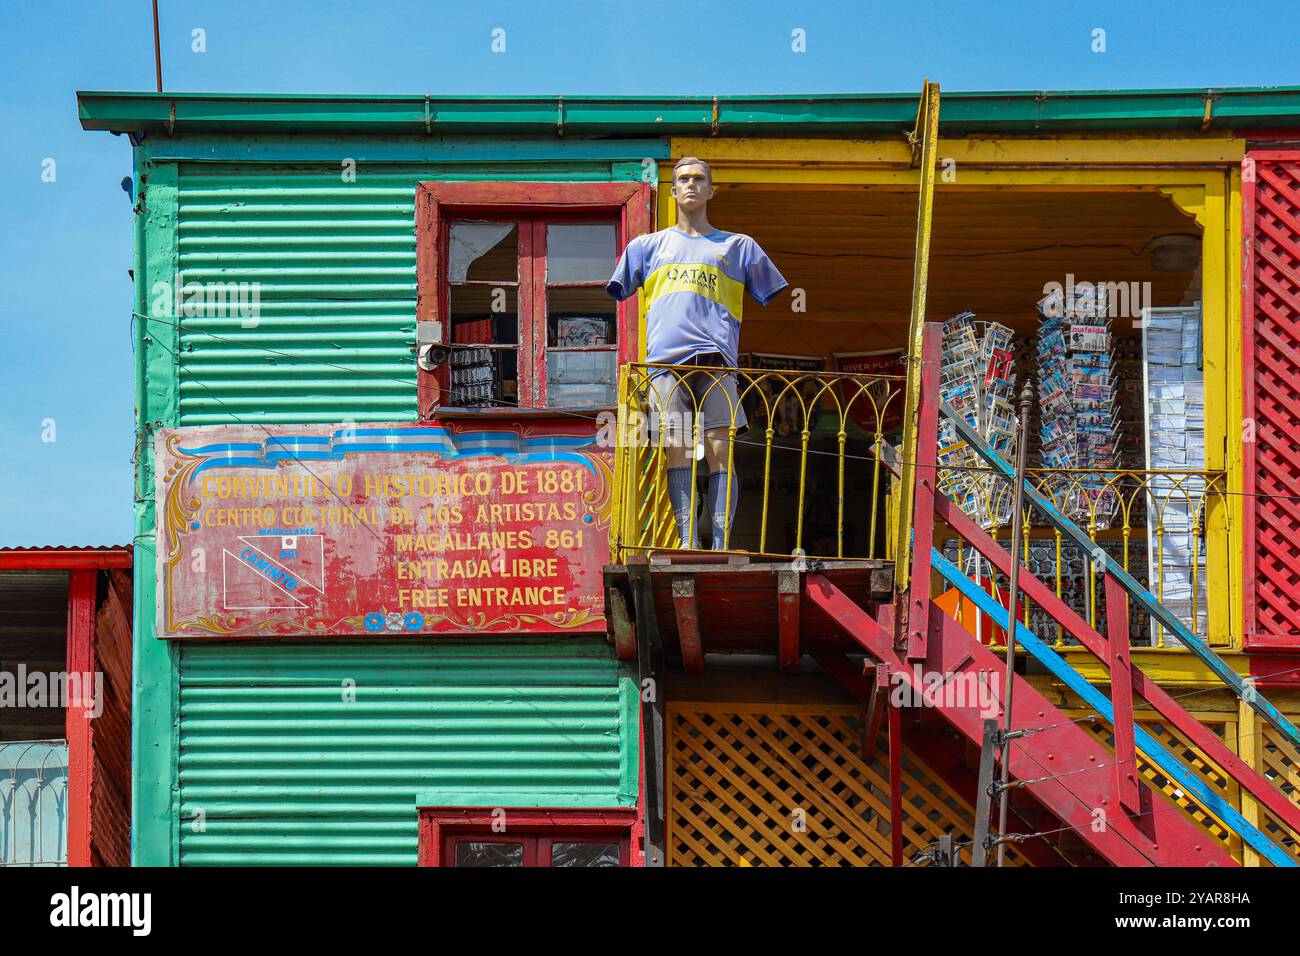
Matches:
[153,419,613,638]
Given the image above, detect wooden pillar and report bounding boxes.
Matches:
[628,564,666,866]
[65,569,97,868]
[887,688,904,867]
[1238,697,1261,868]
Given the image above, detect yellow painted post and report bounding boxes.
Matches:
[893,79,941,591]
[1225,166,1245,651]
[613,367,631,562]
[1238,697,1261,867]
[1202,171,1233,648]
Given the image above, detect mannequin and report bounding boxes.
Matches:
[606,157,788,549]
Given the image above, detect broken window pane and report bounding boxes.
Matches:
[449,221,518,284]
[547,223,616,283]
[550,842,620,867]
[453,841,524,867]
[450,285,518,346]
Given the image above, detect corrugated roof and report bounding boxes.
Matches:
[77,86,1300,136]
[0,546,133,570]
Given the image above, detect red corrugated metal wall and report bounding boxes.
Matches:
[91,569,132,867]
[1243,151,1300,649]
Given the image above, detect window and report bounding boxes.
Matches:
[417,807,637,867]
[443,218,617,408]
[416,182,651,416]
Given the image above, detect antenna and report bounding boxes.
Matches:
[152,0,163,92]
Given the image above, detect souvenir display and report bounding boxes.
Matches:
[1034,284,1122,527]
[1022,536,1149,644]
[935,311,1019,529]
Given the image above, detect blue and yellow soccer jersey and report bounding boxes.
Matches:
[605,227,788,366]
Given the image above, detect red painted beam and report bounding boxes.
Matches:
[1105,575,1142,816]
[809,647,871,699]
[671,575,704,674]
[1247,655,1300,689]
[0,548,132,570]
[935,491,1300,843]
[777,570,800,673]
[606,587,638,662]
[905,323,944,662]
[65,569,97,868]
[805,572,1236,867]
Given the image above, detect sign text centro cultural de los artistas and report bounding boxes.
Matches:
[154,419,613,638]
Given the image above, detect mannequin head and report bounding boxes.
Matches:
[670,157,714,215]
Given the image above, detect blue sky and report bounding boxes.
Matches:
[1,0,1296,546]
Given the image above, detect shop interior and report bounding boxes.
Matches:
[701,183,1208,642]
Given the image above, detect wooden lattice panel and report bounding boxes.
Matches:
[1256,725,1300,864]
[666,701,1029,867]
[1244,155,1300,648]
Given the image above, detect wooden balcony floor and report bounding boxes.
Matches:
[604,552,894,667]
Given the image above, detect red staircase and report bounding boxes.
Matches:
[805,321,1300,867]
[808,575,1234,866]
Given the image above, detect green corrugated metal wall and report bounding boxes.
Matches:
[173,160,640,425]
[131,144,661,865]
[177,638,635,865]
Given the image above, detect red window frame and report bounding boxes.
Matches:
[415,181,652,416]
[417,806,638,867]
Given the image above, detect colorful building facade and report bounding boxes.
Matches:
[78,86,1300,866]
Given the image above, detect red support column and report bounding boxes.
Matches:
[671,575,704,675]
[862,664,888,761]
[777,570,800,673]
[887,688,904,867]
[65,569,96,868]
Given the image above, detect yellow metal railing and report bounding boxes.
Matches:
[936,466,1228,648]
[612,362,905,561]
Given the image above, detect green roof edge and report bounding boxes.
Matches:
[76,86,1300,136]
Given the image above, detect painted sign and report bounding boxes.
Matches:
[833,348,907,436]
[155,418,612,639]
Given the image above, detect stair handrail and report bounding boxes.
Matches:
[929,486,1300,853]
[930,538,1296,866]
[938,398,1300,751]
